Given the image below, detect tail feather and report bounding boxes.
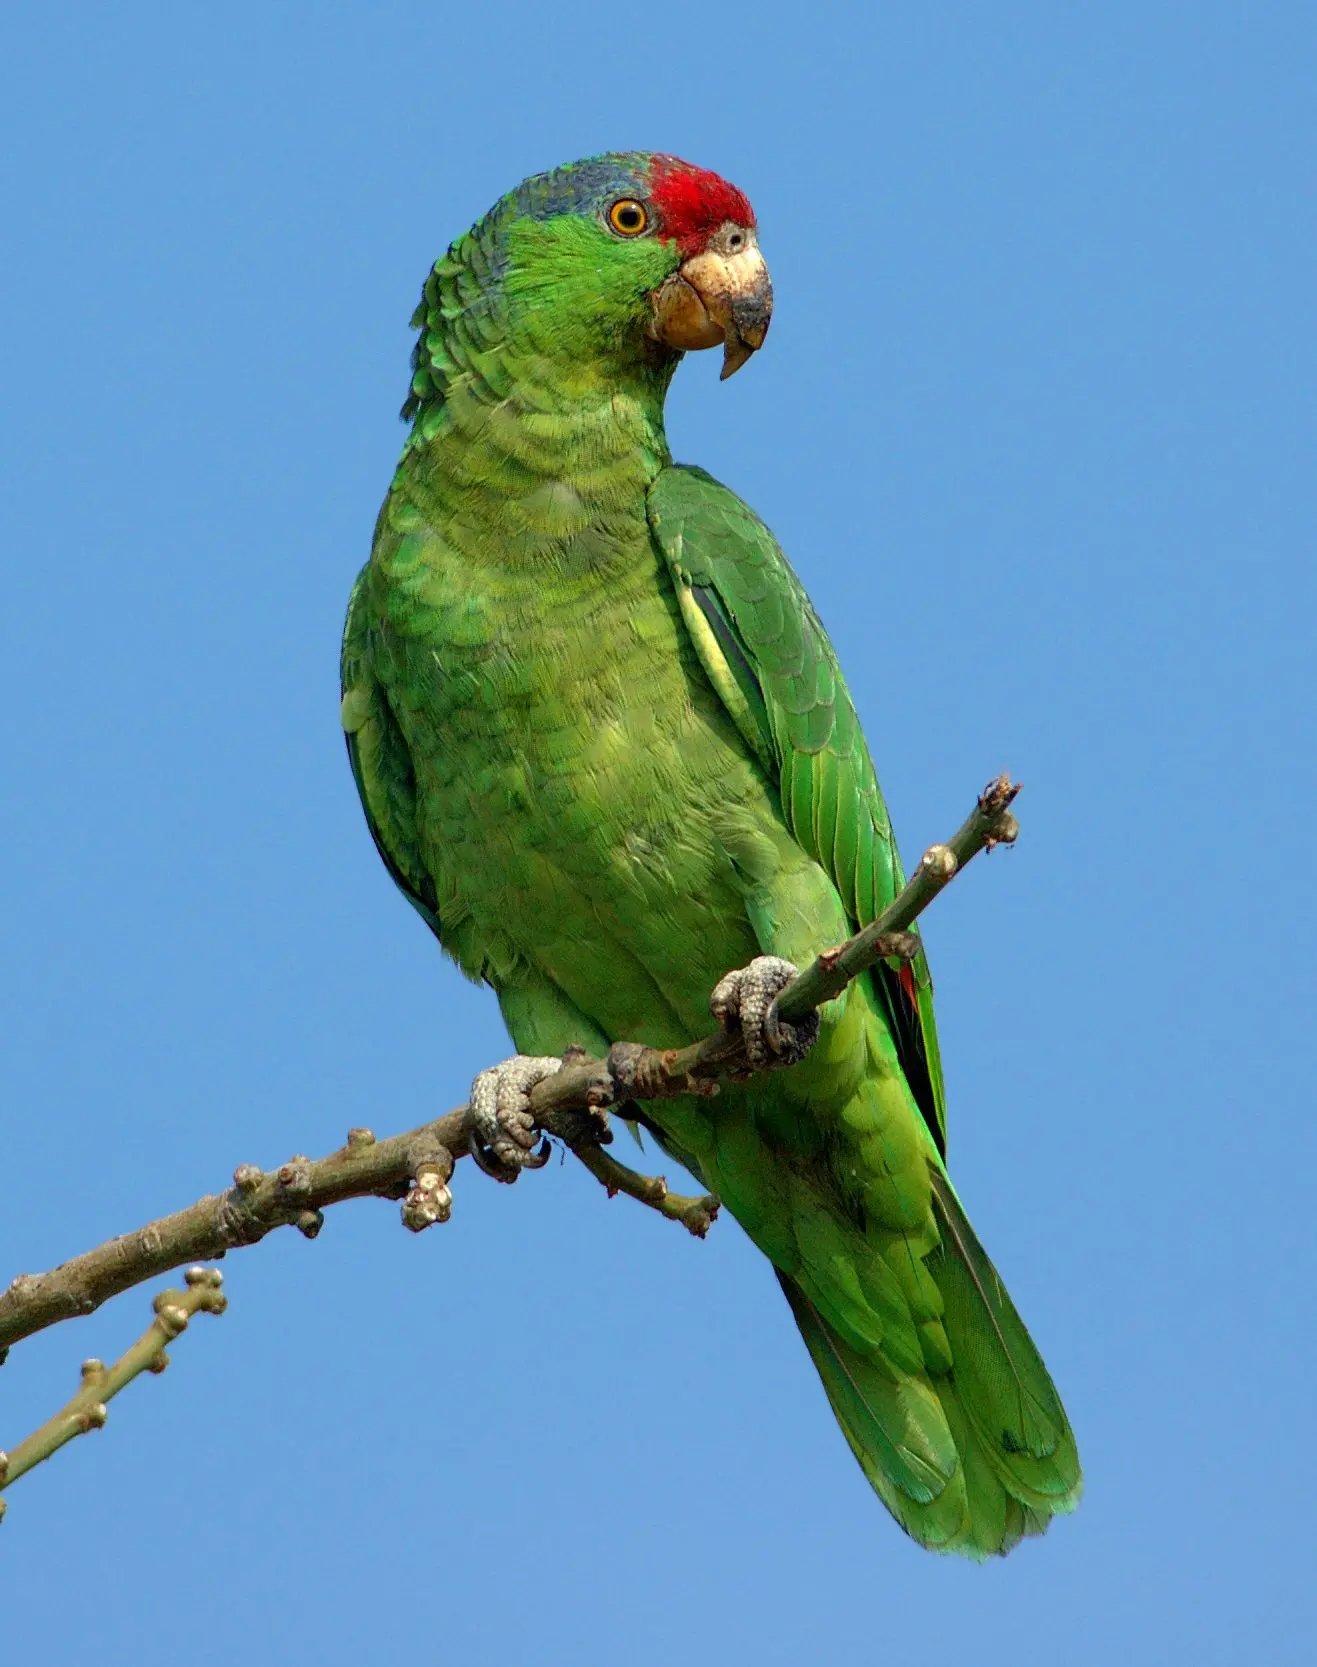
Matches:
[779,1272,970,1551]
[936,1384,1047,1558]
[926,1169,1082,1514]
[779,1179,1081,1558]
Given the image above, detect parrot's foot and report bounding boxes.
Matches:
[469,1055,561,1182]
[710,956,820,1071]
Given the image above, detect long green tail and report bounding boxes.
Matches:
[779,1169,1081,1558]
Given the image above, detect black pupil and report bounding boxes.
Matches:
[618,204,641,229]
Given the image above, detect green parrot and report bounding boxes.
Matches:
[341,152,1081,1556]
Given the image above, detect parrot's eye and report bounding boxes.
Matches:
[607,198,649,237]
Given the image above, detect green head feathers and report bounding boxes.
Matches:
[403,152,769,431]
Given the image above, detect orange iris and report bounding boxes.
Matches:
[607,198,648,236]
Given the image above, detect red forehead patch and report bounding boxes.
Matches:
[647,155,755,255]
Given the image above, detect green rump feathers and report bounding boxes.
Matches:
[343,152,1081,1555]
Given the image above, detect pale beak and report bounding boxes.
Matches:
[648,225,772,380]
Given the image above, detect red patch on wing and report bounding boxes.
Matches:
[647,154,755,256]
[898,963,919,1011]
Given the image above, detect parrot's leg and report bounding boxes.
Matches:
[709,955,820,1069]
[469,1055,564,1181]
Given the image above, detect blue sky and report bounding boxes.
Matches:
[1,4,1313,1661]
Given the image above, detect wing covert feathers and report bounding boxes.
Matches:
[648,463,947,1153]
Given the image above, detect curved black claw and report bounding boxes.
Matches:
[469,1054,563,1183]
[468,1126,551,1181]
[710,955,820,1071]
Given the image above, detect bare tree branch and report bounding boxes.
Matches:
[559,1116,722,1237]
[0,776,1018,1518]
[0,1269,226,1519]
[0,777,1019,1366]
